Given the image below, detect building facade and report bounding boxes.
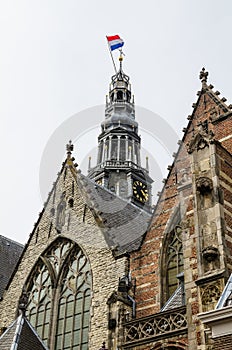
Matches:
[0,62,232,350]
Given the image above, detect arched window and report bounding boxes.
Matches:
[162,226,184,304]
[25,238,92,350]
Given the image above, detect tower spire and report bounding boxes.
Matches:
[88,56,153,211]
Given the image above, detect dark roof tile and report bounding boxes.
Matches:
[77,174,151,254]
[0,235,24,298]
[0,314,48,350]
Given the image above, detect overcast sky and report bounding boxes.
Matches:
[1,1,232,244]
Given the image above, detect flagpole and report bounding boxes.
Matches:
[106,36,117,74]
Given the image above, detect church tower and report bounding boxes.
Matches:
[88,55,153,211]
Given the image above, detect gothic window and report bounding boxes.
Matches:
[162,226,184,302]
[25,238,92,350]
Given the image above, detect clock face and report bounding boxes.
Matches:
[133,180,149,203]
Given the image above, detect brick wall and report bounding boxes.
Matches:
[130,84,232,349]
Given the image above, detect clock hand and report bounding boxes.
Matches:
[141,189,146,196]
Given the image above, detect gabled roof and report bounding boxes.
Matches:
[4,149,151,291]
[0,314,48,350]
[190,73,231,119]
[151,68,232,226]
[0,235,24,298]
[76,171,151,255]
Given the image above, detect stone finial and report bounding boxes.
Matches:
[66,140,74,155]
[66,140,78,167]
[199,67,209,84]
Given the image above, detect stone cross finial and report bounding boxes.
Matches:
[199,67,209,84]
[66,140,74,155]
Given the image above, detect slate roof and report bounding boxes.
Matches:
[77,171,152,255]
[0,235,24,298]
[160,285,184,312]
[0,314,48,350]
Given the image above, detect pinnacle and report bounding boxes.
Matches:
[65,140,78,169]
[199,67,209,84]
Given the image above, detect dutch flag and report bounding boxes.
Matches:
[106,35,124,51]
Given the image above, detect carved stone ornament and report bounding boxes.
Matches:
[187,130,214,154]
[202,246,219,262]
[196,176,213,194]
[178,171,191,186]
[201,280,222,311]
[18,290,28,315]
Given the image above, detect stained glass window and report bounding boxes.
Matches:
[25,238,91,350]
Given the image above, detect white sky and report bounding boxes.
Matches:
[1,0,232,244]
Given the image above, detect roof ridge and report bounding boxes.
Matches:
[11,314,24,350]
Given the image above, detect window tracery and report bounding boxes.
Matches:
[25,238,91,350]
[166,226,184,299]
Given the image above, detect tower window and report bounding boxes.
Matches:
[25,238,92,349]
[117,91,123,101]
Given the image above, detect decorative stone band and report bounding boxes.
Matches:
[123,306,187,348]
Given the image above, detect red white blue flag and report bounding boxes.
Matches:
[106,35,124,51]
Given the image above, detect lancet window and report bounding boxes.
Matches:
[161,225,184,304]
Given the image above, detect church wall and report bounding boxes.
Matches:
[0,164,128,350]
[130,130,195,318]
[129,86,232,349]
